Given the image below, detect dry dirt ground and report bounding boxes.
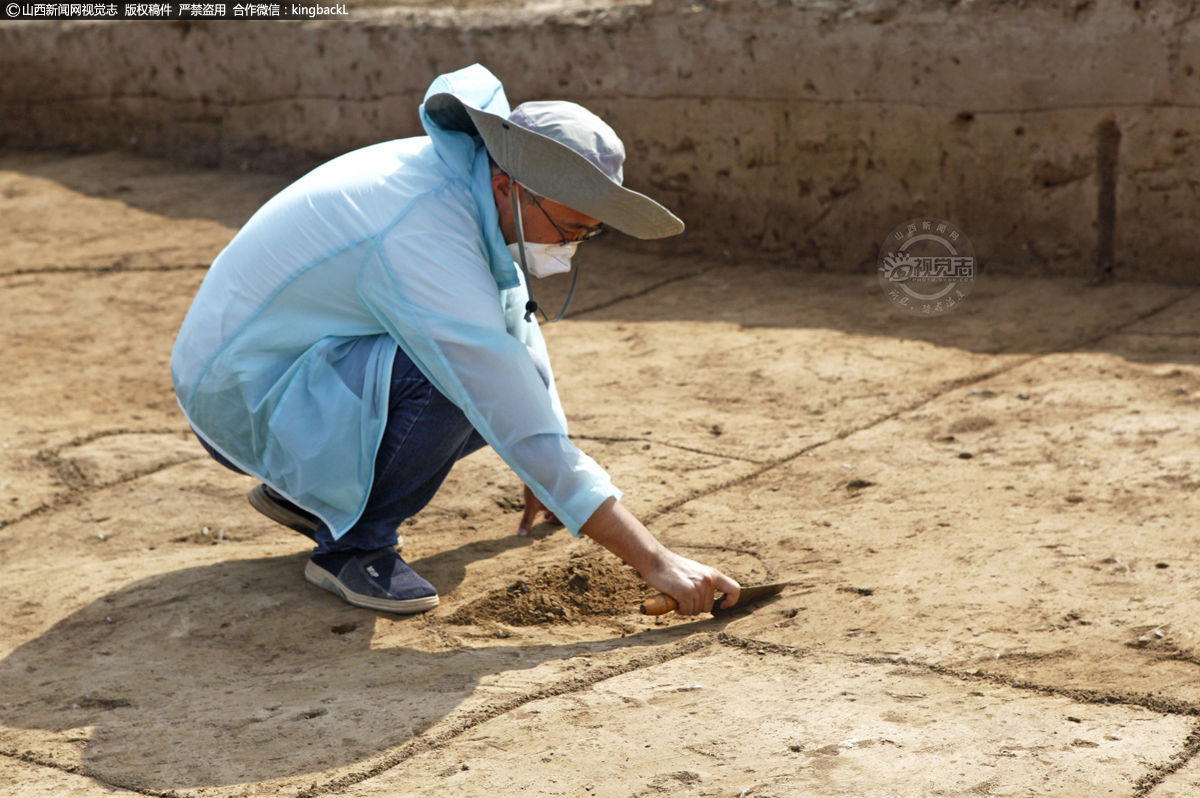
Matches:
[0,150,1198,798]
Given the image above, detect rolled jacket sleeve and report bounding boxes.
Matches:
[358,182,620,535]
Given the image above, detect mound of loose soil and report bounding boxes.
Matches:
[446,558,650,626]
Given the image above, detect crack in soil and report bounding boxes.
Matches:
[0,456,204,532]
[847,651,1200,796]
[639,371,1032,526]
[642,287,1195,526]
[570,433,767,464]
[296,631,1200,798]
[37,427,191,457]
[0,263,210,278]
[569,266,713,318]
[0,427,193,531]
[6,631,1199,796]
[855,654,1200,718]
[291,634,716,798]
[0,285,1192,793]
[730,632,1200,796]
[1133,721,1200,797]
[0,747,160,797]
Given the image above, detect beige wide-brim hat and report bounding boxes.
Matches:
[424,93,685,240]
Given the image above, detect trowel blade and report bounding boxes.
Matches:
[711,581,792,615]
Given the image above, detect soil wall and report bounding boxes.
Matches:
[1,0,1197,281]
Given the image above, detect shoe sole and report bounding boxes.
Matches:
[248,485,318,540]
[304,560,439,614]
[249,486,402,551]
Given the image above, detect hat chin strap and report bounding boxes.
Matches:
[510,183,581,324]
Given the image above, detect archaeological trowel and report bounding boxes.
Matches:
[639,581,793,617]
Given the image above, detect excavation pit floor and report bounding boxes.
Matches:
[1,150,1198,798]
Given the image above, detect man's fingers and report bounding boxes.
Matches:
[698,574,717,616]
[716,573,741,610]
[517,488,539,536]
[517,504,536,536]
[677,573,716,616]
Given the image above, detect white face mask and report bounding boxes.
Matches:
[508,241,578,279]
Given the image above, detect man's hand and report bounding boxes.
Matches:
[581,497,740,616]
[640,548,741,616]
[517,484,560,536]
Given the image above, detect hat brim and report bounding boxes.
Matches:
[424,92,685,240]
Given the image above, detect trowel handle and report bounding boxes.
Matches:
[640,594,679,615]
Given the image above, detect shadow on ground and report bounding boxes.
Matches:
[405,520,557,597]
[0,550,726,791]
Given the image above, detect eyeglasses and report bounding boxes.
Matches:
[526,190,606,244]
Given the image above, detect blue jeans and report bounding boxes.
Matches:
[197,344,487,554]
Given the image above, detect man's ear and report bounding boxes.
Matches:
[491,171,513,202]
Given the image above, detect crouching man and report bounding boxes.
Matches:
[171,64,739,616]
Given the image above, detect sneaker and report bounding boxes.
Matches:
[248,485,403,550]
[304,547,438,613]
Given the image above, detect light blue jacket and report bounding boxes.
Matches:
[171,64,620,538]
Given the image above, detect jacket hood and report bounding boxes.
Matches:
[419,64,521,291]
[419,64,511,182]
